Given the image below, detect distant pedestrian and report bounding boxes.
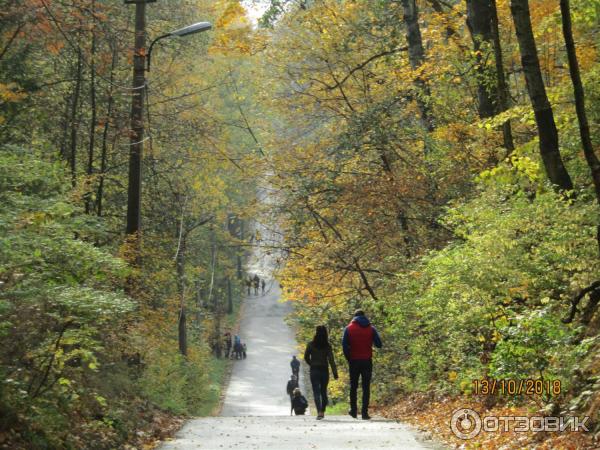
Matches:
[290,355,300,377]
[233,342,243,359]
[246,277,252,296]
[261,279,266,295]
[242,342,247,359]
[224,332,232,359]
[342,309,382,420]
[304,325,338,420]
[286,374,299,399]
[233,335,242,359]
[291,388,308,416]
[253,274,260,295]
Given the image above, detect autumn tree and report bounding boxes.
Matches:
[510,0,573,191]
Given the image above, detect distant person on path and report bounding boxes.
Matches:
[291,388,308,416]
[261,279,266,295]
[304,325,338,420]
[253,274,260,295]
[246,277,252,296]
[224,332,232,359]
[233,341,243,359]
[290,355,300,377]
[242,342,247,359]
[342,309,382,420]
[233,335,242,359]
[286,374,299,400]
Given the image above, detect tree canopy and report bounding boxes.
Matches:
[1,0,600,447]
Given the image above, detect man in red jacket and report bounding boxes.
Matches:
[342,309,382,420]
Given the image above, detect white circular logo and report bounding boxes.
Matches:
[450,408,482,439]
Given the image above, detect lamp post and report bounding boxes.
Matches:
[147,22,212,71]
[125,1,147,244]
[125,0,211,263]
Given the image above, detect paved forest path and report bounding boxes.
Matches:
[160,189,438,449]
[220,281,299,416]
[160,277,438,449]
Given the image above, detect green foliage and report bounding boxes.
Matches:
[260,0,600,421]
[258,0,294,28]
[0,146,135,447]
[381,162,599,397]
[490,310,574,382]
[0,0,263,447]
[140,344,209,415]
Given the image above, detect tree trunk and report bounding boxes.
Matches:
[213,316,222,358]
[176,230,187,356]
[466,0,496,119]
[126,1,146,241]
[237,219,244,279]
[467,0,515,151]
[560,0,600,254]
[397,210,412,258]
[178,307,187,356]
[97,47,117,217]
[85,10,97,215]
[510,0,573,191]
[59,98,70,162]
[208,226,218,312]
[196,282,204,326]
[490,0,514,151]
[69,48,83,188]
[213,275,223,358]
[560,0,600,203]
[227,277,233,314]
[401,0,434,133]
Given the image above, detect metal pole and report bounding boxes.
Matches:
[126,1,146,251]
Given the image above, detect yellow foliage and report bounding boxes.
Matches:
[0,82,26,104]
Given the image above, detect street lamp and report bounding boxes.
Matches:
[147,22,212,71]
[125,1,211,265]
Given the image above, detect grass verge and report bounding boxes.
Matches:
[197,357,230,416]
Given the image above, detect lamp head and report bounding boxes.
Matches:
[170,22,212,37]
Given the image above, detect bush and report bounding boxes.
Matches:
[380,161,599,398]
[140,343,210,415]
[0,146,135,447]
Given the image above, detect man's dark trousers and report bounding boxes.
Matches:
[349,359,372,415]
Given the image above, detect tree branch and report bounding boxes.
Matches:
[562,281,600,323]
[322,48,407,92]
[0,23,24,62]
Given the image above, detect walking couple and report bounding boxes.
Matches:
[303,309,382,420]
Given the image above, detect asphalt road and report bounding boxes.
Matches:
[160,188,439,449]
[220,281,301,416]
[160,279,438,449]
[159,415,435,449]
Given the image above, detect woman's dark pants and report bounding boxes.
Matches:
[309,367,329,413]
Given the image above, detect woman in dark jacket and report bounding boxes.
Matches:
[304,325,338,419]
